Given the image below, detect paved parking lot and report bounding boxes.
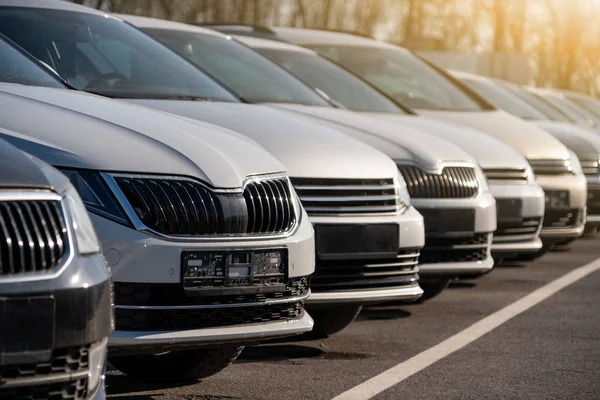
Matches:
[106,235,600,400]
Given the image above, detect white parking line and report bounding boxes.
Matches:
[332,257,600,400]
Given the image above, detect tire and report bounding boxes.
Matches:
[109,346,244,381]
[417,278,451,302]
[308,305,362,338]
[553,237,577,247]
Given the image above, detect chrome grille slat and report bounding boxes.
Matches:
[483,168,528,182]
[291,177,400,216]
[398,166,478,198]
[0,199,67,277]
[580,159,599,178]
[528,159,573,175]
[115,175,295,236]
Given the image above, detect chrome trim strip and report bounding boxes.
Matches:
[0,371,88,389]
[293,184,397,191]
[0,190,75,284]
[114,290,310,310]
[307,284,422,304]
[109,311,314,348]
[101,172,301,242]
[300,195,398,202]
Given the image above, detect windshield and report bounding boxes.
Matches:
[0,8,237,101]
[501,85,571,122]
[568,96,600,119]
[461,77,547,120]
[0,36,64,88]
[546,95,599,123]
[310,44,485,111]
[143,28,330,106]
[258,47,404,113]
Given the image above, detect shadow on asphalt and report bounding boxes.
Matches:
[106,373,198,396]
[238,344,373,363]
[448,281,477,289]
[359,306,413,320]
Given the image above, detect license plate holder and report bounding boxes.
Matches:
[0,296,54,365]
[181,249,287,297]
[496,199,523,225]
[419,208,475,234]
[315,224,400,259]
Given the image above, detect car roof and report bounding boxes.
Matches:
[273,27,410,53]
[0,0,108,17]
[448,69,489,82]
[117,14,225,38]
[234,34,314,54]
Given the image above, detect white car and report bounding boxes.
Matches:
[0,74,316,381]
[273,28,587,254]
[0,0,425,336]
[121,15,500,301]
[452,71,600,235]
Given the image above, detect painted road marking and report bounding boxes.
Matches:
[332,257,600,400]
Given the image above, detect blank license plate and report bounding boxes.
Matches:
[0,296,54,355]
[315,224,399,259]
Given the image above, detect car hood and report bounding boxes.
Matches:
[0,85,285,189]
[419,109,570,160]
[265,104,475,170]
[0,138,53,189]
[128,100,400,179]
[367,113,530,169]
[534,121,600,160]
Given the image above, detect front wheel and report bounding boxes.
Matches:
[418,278,451,302]
[109,346,244,381]
[308,305,362,338]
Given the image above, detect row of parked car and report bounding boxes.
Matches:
[2,1,600,399]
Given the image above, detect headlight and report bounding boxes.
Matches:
[568,150,584,176]
[475,165,490,192]
[525,164,536,183]
[65,185,101,255]
[88,337,108,393]
[396,171,411,207]
[61,170,130,226]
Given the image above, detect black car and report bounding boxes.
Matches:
[0,139,112,400]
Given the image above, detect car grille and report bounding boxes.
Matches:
[114,175,295,236]
[398,166,479,198]
[543,208,585,228]
[527,159,573,175]
[419,234,490,264]
[0,199,67,277]
[114,276,310,331]
[116,300,305,331]
[291,177,400,215]
[587,185,600,215]
[114,276,310,307]
[0,346,89,400]
[311,249,419,291]
[495,217,542,240]
[483,168,528,182]
[581,159,599,178]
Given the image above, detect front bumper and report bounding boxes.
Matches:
[413,191,496,277]
[586,181,600,226]
[307,206,425,304]
[536,174,587,239]
[91,211,315,351]
[489,181,545,256]
[109,311,314,355]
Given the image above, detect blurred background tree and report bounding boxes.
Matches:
[71,0,600,95]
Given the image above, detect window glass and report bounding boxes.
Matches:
[0,37,64,88]
[311,44,484,111]
[461,78,547,120]
[259,48,403,113]
[544,95,599,123]
[569,96,600,119]
[144,28,330,106]
[0,7,237,101]
[502,85,571,122]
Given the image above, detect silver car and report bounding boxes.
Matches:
[0,0,425,337]
[0,73,315,382]
[452,71,600,236]
[273,28,587,254]
[121,15,500,300]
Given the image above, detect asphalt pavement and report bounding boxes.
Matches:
[106,235,600,400]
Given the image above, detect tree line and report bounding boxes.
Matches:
[72,0,600,95]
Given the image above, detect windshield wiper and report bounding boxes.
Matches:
[82,90,217,101]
